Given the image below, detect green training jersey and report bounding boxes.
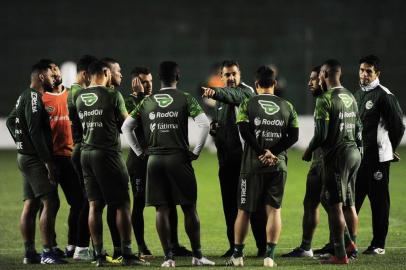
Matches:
[68,83,84,144]
[130,88,203,155]
[6,88,53,161]
[314,87,361,157]
[237,94,299,174]
[74,86,127,152]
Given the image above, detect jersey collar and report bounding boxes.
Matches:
[360,78,380,92]
[160,87,176,91]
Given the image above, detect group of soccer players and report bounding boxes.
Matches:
[6,54,404,267]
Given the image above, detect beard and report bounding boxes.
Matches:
[227,80,236,87]
[311,87,323,97]
[54,77,63,87]
[43,81,54,92]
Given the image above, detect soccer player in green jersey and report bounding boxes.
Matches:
[6,60,67,264]
[122,61,215,267]
[68,55,97,261]
[202,60,267,258]
[74,60,147,267]
[226,66,299,267]
[303,59,362,264]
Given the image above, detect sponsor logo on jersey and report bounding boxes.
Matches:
[80,93,98,106]
[254,117,261,126]
[262,119,285,126]
[31,92,38,113]
[150,123,156,132]
[365,100,373,110]
[338,94,353,108]
[45,106,55,113]
[149,112,156,120]
[79,109,103,118]
[258,100,280,115]
[374,170,383,181]
[339,111,356,119]
[154,94,173,108]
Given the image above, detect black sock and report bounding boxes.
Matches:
[24,241,35,253]
[300,239,311,251]
[266,243,277,259]
[233,244,244,258]
[192,248,202,259]
[94,244,104,256]
[121,240,132,256]
[164,250,174,260]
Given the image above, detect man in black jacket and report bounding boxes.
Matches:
[354,55,405,255]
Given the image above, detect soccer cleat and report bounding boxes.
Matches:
[95,254,107,267]
[320,255,349,264]
[281,247,313,258]
[122,254,150,266]
[314,243,334,255]
[363,246,385,255]
[192,256,215,266]
[263,257,277,267]
[65,246,75,258]
[23,251,41,264]
[221,248,234,258]
[161,259,176,267]
[225,256,244,266]
[346,241,358,260]
[106,254,122,264]
[41,251,68,264]
[139,248,154,260]
[172,245,193,256]
[52,247,66,258]
[112,249,122,259]
[73,247,94,261]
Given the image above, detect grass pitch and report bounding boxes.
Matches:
[0,148,405,269]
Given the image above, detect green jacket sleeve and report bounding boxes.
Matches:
[26,92,52,162]
[115,91,128,131]
[6,107,17,142]
[213,84,255,105]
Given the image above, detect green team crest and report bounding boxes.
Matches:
[258,100,280,115]
[338,94,353,108]
[154,94,173,108]
[80,93,98,106]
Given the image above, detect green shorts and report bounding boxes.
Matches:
[17,153,57,201]
[303,162,323,208]
[146,153,197,206]
[322,146,361,206]
[238,170,287,212]
[81,149,130,205]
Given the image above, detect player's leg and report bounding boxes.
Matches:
[170,205,193,256]
[107,205,121,258]
[20,198,41,264]
[250,205,267,257]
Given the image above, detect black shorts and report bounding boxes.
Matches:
[322,146,361,206]
[303,162,323,208]
[17,153,57,201]
[81,149,130,205]
[146,153,197,206]
[238,169,287,212]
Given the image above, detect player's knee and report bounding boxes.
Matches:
[90,200,105,212]
[40,192,60,212]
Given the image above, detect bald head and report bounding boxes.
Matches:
[319,59,342,90]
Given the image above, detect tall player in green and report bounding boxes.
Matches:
[303,59,362,264]
[74,60,147,267]
[122,61,215,267]
[226,66,299,267]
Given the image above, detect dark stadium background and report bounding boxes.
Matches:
[1,0,405,116]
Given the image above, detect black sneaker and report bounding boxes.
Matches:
[41,251,68,264]
[122,254,150,266]
[139,248,154,260]
[95,254,106,267]
[314,243,334,255]
[172,245,193,256]
[221,248,234,258]
[281,247,314,257]
[52,247,66,258]
[23,251,41,264]
[65,247,75,258]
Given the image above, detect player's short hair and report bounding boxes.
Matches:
[31,60,52,75]
[359,54,381,72]
[38,58,57,66]
[88,60,110,76]
[312,65,321,74]
[221,60,240,70]
[255,65,276,88]
[77,55,98,72]
[322,59,341,73]
[159,61,179,84]
[131,67,151,79]
[101,57,119,67]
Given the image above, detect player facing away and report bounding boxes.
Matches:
[6,61,67,264]
[303,59,362,264]
[354,55,405,255]
[67,54,98,261]
[73,60,148,267]
[225,66,299,267]
[202,60,267,258]
[122,61,215,267]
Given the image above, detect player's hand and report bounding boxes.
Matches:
[302,148,312,162]
[132,77,144,94]
[188,151,199,161]
[45,162,57,186]
[259,149,278,166]
[201,87,216,98]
